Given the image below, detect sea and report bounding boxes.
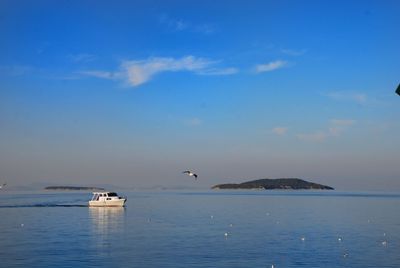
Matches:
[0,190,399,268]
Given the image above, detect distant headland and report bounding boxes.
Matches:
[44,186,105,191]
[211,178,334,190]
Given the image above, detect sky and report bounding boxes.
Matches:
[0,0,399,191]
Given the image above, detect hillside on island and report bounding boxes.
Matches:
[212,178,334,190]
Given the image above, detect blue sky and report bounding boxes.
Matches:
[1,0,399,190]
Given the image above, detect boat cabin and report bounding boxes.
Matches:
[91,192,120,201]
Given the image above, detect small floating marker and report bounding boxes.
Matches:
[383,232,386,237]
[382,241,388,246]
[210,215,214,219]
[224,232,229,237]
[20,223,24,227]
[338,237,342,242]
[301,236,305,241]
[271,265,274,268]
[343,252,349,258]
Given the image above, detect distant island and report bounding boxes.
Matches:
[44,186,105,191]
[211,178,334,190]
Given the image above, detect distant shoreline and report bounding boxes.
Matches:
[44,186,105,191]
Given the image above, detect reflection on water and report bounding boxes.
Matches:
[89,207,126,236]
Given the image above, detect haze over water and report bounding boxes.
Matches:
[1,190,399,267]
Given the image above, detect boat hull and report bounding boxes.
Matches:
[88,199,126,207]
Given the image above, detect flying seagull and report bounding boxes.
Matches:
[0,183,6,189]
[182,170,198,179]
[396,83,400,96]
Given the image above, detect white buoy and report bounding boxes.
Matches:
[338,237,342,242]
[301,236,305,241]
[382,241,387,246]
[224,232,228,237]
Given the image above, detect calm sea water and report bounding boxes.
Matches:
[1,190,399,268]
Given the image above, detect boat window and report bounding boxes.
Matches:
[108,192,118,197]
[107,198,111,200]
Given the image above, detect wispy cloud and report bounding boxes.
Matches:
[255,60,288,73]
[297,119,355,142]
[184,117,203,127]
[281,48,306,56]
[122,56,215,86]
[272,127,288,136]
[160,14,216,34]
[0,65,34,76]
[197,67,238,76]
[297,131,327,142]
[325,91,368,104]
[194,24,216,34]
[160,14,189,31]
[80,56,237,87]
[68,53,96,63]
[328,119,355,136]
[78,70,121,80]
[330,119,355,126]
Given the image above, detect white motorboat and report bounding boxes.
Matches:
[88,192,127,207]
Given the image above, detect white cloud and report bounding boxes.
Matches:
[297,119,355,142]
[255,60,288,73]
[272,127,288,136]
[80,55,237,87]
[326,91,367,104]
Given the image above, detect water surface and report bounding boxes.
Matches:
[1,190,399,267]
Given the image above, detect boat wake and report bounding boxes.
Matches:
[0,204,88,208]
